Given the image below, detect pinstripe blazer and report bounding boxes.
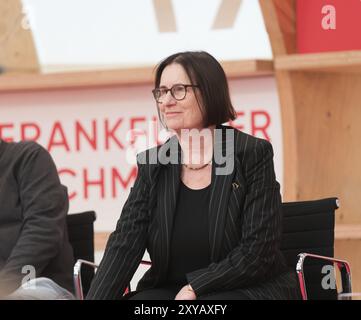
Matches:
[86,124,289,299]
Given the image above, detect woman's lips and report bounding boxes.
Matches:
[165,112,182,117]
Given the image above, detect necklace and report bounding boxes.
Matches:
[183,160,212,170]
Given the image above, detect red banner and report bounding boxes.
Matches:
[297,0,361,53]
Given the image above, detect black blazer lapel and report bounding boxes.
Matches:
[208,125,236,261]
[156,135,182,278]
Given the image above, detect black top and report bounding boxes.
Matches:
[165,180,211,286]
[0,140,74,296]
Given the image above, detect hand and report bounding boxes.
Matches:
[174,284,197,300]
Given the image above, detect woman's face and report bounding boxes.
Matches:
[157,63,204,133]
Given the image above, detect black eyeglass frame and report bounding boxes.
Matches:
[152,84,199,103]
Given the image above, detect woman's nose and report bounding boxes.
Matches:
[162,90,176,104]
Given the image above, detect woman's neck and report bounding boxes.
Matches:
[175,126,215,165]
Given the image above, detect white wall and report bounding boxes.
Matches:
[21,0,272,71]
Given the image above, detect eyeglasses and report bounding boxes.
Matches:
[152,84,199,103]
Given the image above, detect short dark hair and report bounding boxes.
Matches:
[154,51,237,128]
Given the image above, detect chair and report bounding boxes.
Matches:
[73,198,352,300]
[66,211,96,299]
[281,197,352,300]
[73,257,150,300]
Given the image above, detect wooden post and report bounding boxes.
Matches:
[259,0,298,200]
[0,0,39,73]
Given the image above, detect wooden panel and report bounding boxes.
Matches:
[0,60,274,93]
[274,71,298,200]
[259,0,296,55]
[276,51,361,73]
[0,0,39,72]
[273,0,296,54]
[335,239,361,293]
[260,0,299,199]
[291,72,361,224]
[152,0,177,32]
[336,225,361,240]
[0,67,155,93]
[212,0,243,29]
[220,60,274,78]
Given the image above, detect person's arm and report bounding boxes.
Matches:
[86,157,150,300]
[0,143,69,295]
[185,139,283,297]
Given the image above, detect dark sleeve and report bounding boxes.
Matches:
[186,139,283,296]
[0,143,69,294]
[86,158,150,300]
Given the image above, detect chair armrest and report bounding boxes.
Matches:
[74,259,152,299]
[140,260,152,266]
[125,260,152,293]
[296,253,352,300]
[73,259,99,300]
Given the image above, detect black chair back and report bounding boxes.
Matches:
[281,198,339,300]
[67,211,96,297]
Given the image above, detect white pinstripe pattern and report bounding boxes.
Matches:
[86,125,297,300]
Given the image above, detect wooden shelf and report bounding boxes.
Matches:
[0,66,155,93]
[335,224,361,240]
[0,60,274,93]
[221,60,274,78]
[275,50,361,73]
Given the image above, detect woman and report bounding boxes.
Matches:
[86,51,300,300]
